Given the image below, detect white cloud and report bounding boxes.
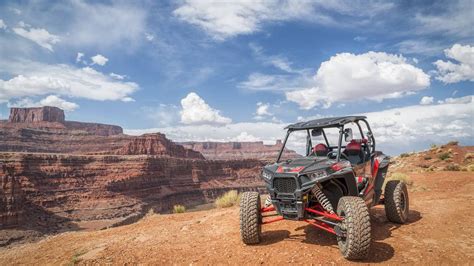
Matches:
[76,52,84,63]
[254,102,273,120]
[249,43,299,73]
[173,0,393,40]
[126,96,473,155]
[0,19,7,30]
[39,95,79,111]
[8,95,79,111]
[91,54,108,66]
[419,96,434,105]
[285,51,430,109]
[13,25,60,51]
[180,92,232,125]
[365,96,473,154]
[110,73,126,80]
[438,95,473,105]
[240,72,313,92]
[434,44,474,83]
[142,104,180,127]
[0,60,138,103]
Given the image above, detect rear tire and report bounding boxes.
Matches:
[384,180,409,224]
[336,196,371,260]
[239,192,261,244]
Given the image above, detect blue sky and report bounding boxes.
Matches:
[0,0,472,155]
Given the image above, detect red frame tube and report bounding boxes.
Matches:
[305,206,343,221]
[261,206,275,213]
[261,216,284,224]
[304,219,336,234]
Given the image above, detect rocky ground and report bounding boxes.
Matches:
[0,169,472,264]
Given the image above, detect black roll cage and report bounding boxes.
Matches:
[276,119,376,163]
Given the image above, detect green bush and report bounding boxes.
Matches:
[400,153,410,158]
[215,190,240,208]
[438,152,451,161]
[173,204,186,213]
[430,144,437,149]
[447,140,459,146]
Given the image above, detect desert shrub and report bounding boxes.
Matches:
[444,164,460,171]
[464,153,473,161]
[400,153,410,158]
[386,172,413,186]
[215,190,240,208]
[467,164,474,172]
[424,155,432,160]
[438,152,451,161]
[173,204,186,213]
[447,140,459,146]
[430,144,437,149]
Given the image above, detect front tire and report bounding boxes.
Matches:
[384,180,409,224]
[239,192,261,244]
[336,196,371,260]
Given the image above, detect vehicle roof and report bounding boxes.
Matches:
[285,116,367,130]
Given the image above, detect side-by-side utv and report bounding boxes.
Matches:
[239,116,409,260]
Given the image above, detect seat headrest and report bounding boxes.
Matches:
[345,140,361,155]
[313,143,328,156]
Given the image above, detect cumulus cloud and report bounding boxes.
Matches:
[434,44,474,83]
[0,19,7,30]
[420,96,434,105]
[8,95,79,111]
[253,102,273,120]
[13,24,60,51]
[126,96,473,155]
[285,51,430,109]
[180,92,232,125]
[173,0,393,40]
[91,54,108,66]
[0,60,138,103]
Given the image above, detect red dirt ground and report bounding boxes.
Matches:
[0,171,473,265]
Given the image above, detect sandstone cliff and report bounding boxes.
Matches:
[116,133,204,159]
[180,140,300,161]
[9,106,65,123]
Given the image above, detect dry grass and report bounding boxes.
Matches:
[215,190,240,208]
[438,152,451,161]
[173,205,186,213]
[385,172,413,187]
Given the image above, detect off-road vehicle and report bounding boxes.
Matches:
[239,116,409,260]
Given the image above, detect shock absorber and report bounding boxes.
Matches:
[311,184,335,214]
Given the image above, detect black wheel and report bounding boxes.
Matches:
[336,196,371,260]
[384,180,409,224]
[239,192,261,244]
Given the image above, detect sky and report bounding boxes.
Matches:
[0,0,472,155]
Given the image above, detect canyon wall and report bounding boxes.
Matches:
[180,140,300,161]
[0,153,264,230]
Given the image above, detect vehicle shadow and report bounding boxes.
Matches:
[258,208,422,263]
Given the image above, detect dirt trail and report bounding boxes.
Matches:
[0,171,473,265]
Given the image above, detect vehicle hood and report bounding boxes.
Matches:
[265,157,334,175]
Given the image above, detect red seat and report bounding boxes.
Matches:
[344,140,364,164]
[313,143,329,156]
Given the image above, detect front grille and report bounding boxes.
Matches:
[273,178,297,193]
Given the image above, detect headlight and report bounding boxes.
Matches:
[310,170,327,180]
[262,171,272,180]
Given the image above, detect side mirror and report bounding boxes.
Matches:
[344,128,353,142]
[311,129,322,137]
